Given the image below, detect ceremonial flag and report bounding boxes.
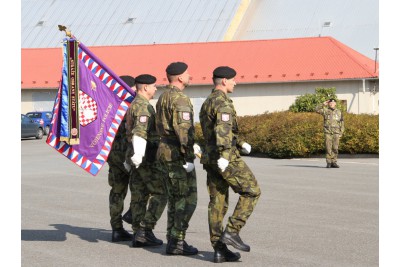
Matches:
[46,37,136,176]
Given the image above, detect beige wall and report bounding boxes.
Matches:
[152,80,379,121]
[21,89,58,114]
[22,78,379,118]
[227,80,379,116]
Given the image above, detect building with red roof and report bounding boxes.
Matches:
[22,36,379,117]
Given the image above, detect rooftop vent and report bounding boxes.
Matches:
[322,21,332,27]
[36,20,45,26]
[125,17,136,24]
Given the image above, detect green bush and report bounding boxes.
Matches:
[289,87,345,112]
[195,111,379,158]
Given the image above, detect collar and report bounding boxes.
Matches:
[167,84,182,92]
[136,93,149,103]
[212,88,231,101]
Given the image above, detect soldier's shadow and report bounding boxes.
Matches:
[283,164,326,168]
[21,224,117,243]
[140,245,217,263]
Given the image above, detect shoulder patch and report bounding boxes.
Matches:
[221,113,230,122]
[139,116,148,123]
[182,112,191,121]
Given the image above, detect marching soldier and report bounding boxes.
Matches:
[155,62,198,256]
[315,99,345,168]
[107,75,136,242]
[125,74,168,247]
[199,66,261,263]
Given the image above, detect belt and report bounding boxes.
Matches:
[205,138,237,147]
[160,137,180,146]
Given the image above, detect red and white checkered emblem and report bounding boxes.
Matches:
[79,90,98,126]
[182,112,190,121]
[221,113,230,122]
[139,116,147,123]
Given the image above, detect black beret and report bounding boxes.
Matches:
[119,75,135,87]
[213,66,237,79]
[135,74,156,84]
[328,98,336,103]
[166,62,188,75]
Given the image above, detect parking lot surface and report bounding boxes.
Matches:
[21,139,378,266]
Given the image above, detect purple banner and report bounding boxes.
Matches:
[47,38,136,176]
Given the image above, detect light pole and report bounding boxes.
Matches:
[373,47,379,73]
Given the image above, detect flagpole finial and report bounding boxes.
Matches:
[58,25,72,38]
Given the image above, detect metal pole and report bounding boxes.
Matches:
[373,48,379,73]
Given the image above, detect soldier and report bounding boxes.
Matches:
[107,75,136,242]
[125,74,168,247]
[199,66,261,263]
[155,62,198,256]
[315,98,345,168]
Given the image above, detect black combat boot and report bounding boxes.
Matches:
[122,209,132,224]
[331,162,340,168]
[111,228,133,242]
[220,230,250,252]
[134,228,163,246]
[326,163,332,168]
[213,241,241,263]
[131,232,145,247]
[166,238,198,255]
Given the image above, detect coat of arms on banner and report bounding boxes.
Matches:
[79,90,98,126]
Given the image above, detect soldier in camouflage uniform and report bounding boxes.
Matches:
[107,75,136,242]
[199,66,261,263]
[125,74,168,247]
[155,62,198,256]
[316,99,345,168]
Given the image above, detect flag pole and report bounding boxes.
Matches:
[57,25,80,145]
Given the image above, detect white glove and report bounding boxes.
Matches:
[241,142,251,154]
[193,143,202,158]
[123,161,131,172]
[217,157,229,172]
[183,162,195,173]
[131,153,143,168]
[131,135,147,168]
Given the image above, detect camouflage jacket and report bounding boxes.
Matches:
[199,89,245,164]
[155,85,195,163]
[315,103,345,135]
[107,114,129,168]
[125,94,159,164]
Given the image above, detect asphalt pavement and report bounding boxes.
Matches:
[21,138,378,267]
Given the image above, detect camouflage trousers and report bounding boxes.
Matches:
[108,163,130,230]
[129,161,168,232]
[325,133,340,164]
[161,160,198,241]
[203,157,261,246]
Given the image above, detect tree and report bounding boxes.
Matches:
[289,87,343,112]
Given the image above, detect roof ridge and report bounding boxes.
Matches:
[326,37,378,77]
[21,36,333,50]
[65,36,329,49]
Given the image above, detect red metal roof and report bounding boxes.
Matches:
[21,36,378,89]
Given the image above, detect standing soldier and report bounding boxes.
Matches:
[125,74,168,247]
[107,75,136,242]
[155,62,198,256]
[199,66,261,263]
[315,99,345,168]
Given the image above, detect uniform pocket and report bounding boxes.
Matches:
[168,166,188,196]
